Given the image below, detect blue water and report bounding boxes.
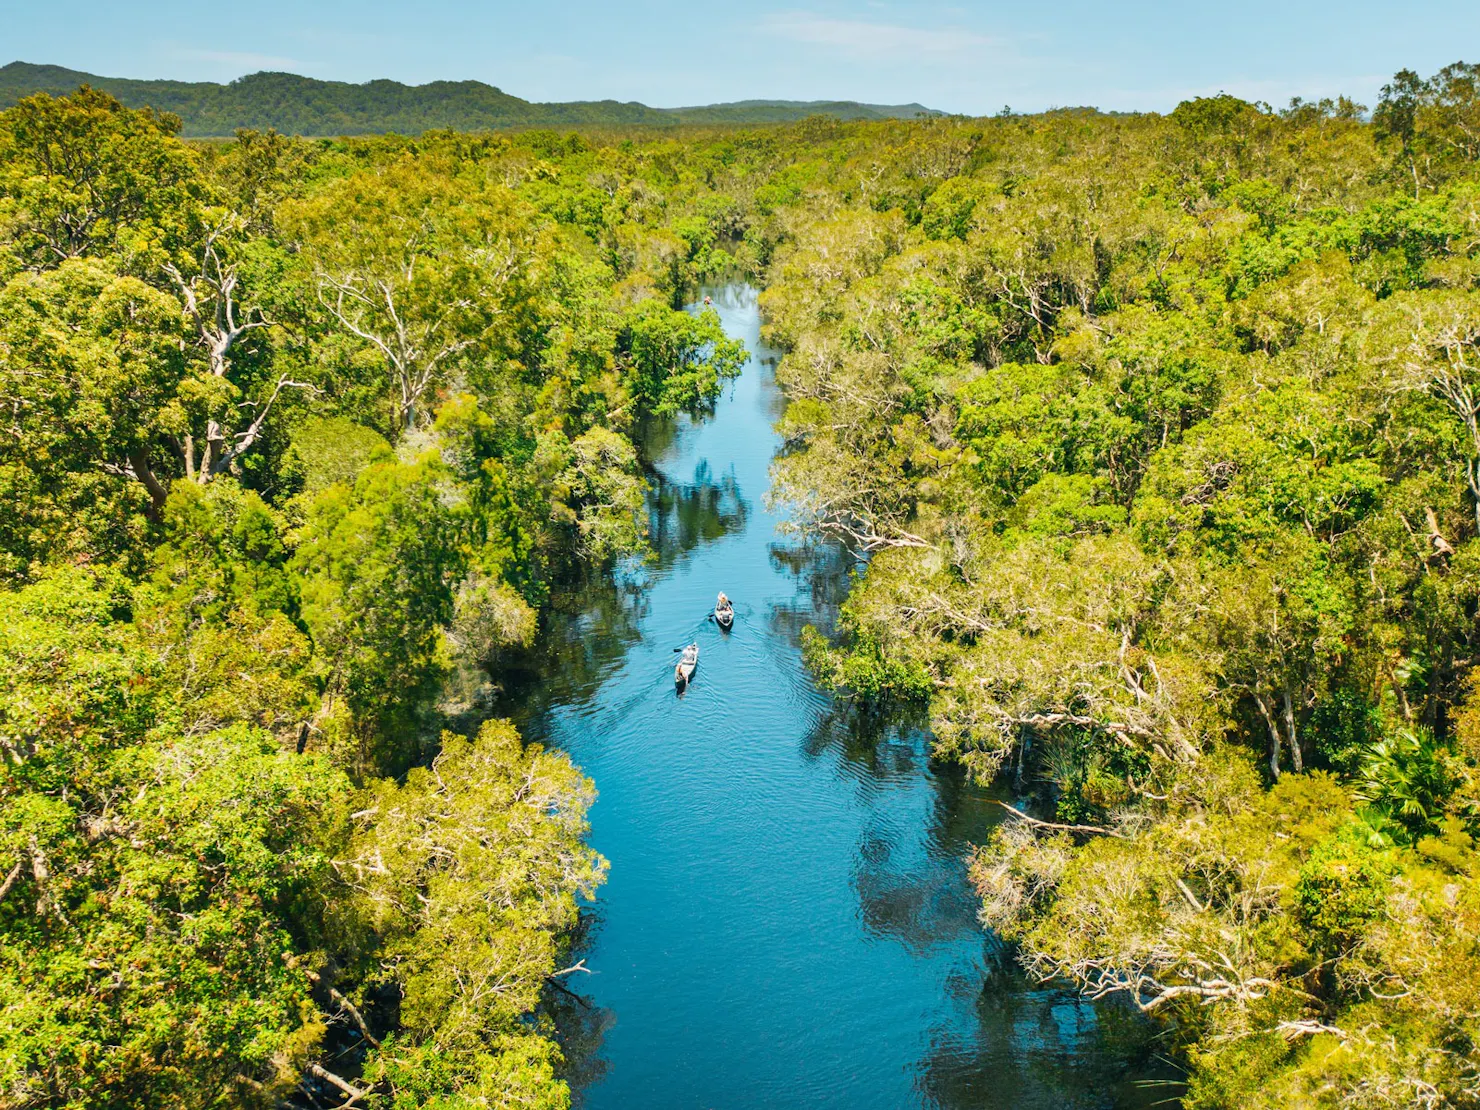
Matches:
[502,286,1164,1109]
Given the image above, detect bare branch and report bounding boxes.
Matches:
[209,376,320,476]
[305,1063,369,1103]
[328,987,380,1048]
[1277,1019,1347,1041]
[994,800,1122,837]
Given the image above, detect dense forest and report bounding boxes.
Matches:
[0,63,937,136]
[3,57,1480,1109]
[0,88,746,1107]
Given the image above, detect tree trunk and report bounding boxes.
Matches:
[1282,688,1303,773]
[1255,693,1282,779]
[129,450,169,521]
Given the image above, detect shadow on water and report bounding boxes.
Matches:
[491,459,751,731]
[917,966,1184,1110]
[766,538,856,642]
[493,283,1178,1109]
[649,460,751,565]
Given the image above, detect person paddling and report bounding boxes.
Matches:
[675,642,699,686]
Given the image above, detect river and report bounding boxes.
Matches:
[499,284,1170,1109]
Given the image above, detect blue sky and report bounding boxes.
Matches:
[4,1,1477,115]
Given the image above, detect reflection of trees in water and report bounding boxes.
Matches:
[916,967,1183,1110]
[635,410,682,461]
[488,460,750,735]
[798,701,996,958]
[544,910,615,1106]
[693,283,786,419]
[812,705,1177,1107]
[787,619,1177,1107]
[548,988,615,1106]
[852,762,1002,958]
[799,698,928,781]
[756,354,787,423]
[488,566,650,737]
[648,460,749,567]
[853,829,984,957]
[767,538,858,642]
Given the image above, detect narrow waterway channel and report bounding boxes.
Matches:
[499,285,1165,1109]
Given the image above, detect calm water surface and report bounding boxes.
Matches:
[501,285,1166,1109]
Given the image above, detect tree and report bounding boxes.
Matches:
[0,569,350,1109]
[1420,62,1480,164]
[133,480,313,742]
[1374,289,1480,530]
[292,454,467,770]
[1195,551,1353,778]
[163,210,313,482]
[282,163,545,433]
[1352,727,1459,840]
[0,87,198,270]
[341,721,605,1107]
[0,260,186,559]
[618,300,746,416]
[1376,63,1480,191]
[545,426,647,562]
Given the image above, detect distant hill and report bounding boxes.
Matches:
[0,62,940,136]
[660,98,940,125]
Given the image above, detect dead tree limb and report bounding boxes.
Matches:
[994,800,1122,837]
[305,1063,369,1103]
[329,987,379,1048]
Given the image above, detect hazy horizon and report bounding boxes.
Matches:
[0,62,941,114]
[6,0,1478,116]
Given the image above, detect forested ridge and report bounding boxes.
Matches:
[4,58,1480,1109]
[0,62,937,137]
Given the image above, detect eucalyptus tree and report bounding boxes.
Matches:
[283,163,547,435]
[0,86,198,271]
[1373,289,1480,528]
[162,208,311,483]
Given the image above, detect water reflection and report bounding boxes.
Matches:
[489,569,649,731]
[766,539,855,642]
[648,460,751,568]
[918,969,1180,1110]
[492,460,752,728]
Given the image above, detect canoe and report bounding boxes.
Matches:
[715,603,734,630]
[675,643,699,685]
